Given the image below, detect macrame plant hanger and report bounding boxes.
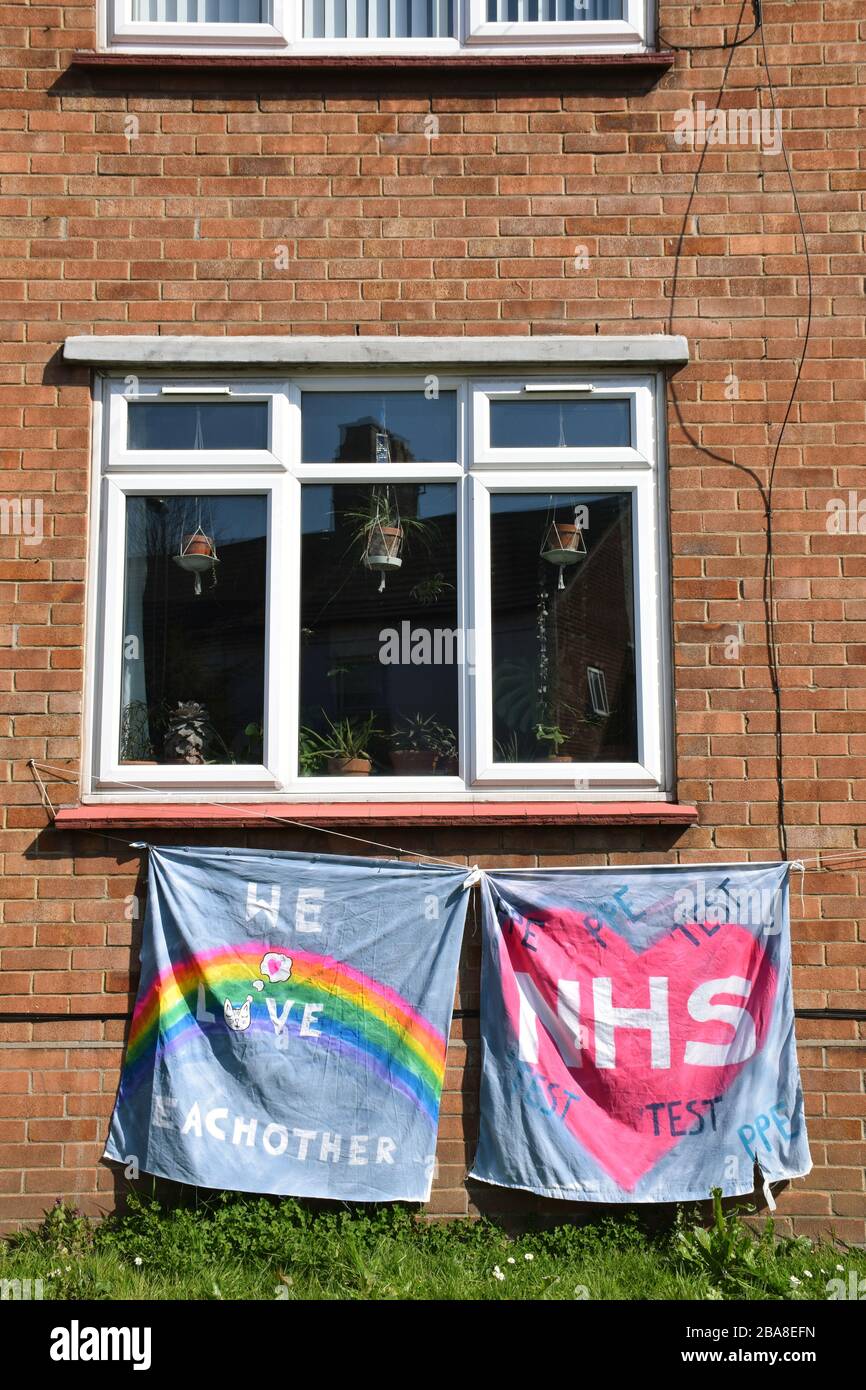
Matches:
[173,445,219,595]
[540,419,587,589]
[363,398,403,593]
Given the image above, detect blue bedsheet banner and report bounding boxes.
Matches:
[472,864,811,1202]
[105,846,468,1202]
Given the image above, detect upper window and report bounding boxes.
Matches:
[90,370,668,799]
[104,0,650,53]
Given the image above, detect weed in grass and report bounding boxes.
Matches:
[2,1190,863,1302]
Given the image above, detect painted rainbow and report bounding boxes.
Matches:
[122,945,448,1125]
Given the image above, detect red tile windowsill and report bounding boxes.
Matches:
[71,50,675,73]
[52,800,698,831]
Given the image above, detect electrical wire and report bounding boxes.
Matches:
[665,0,814,863]
[27,759,866,874]
[659,0,761,52]
[22,8,820,881]
[757,9,815,864]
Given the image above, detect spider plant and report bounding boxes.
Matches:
[341,488,437,557]
[300,712,382,775]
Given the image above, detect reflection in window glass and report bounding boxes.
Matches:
[127,401,269,451]
[489,398,632,450]
[301,391,457,463]
[491,492,637,763]
[486,0,623,18]
[120,495,267,765]
[132,1,270,21]
[305,0,455,37]
[299,483,459,776]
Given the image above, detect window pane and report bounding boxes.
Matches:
[120,495,267,766]
[304,0,455,38]
[489,397,632,450]
[132,1,270,21]
[491,492,637,764]
[127,401,269,451]
[486,0,622,18]
[301,391,457,463]
[299,483,459,777]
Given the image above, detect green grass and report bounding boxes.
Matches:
[0,1191,863,1301]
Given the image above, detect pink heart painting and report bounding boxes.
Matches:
[499,907,778,1191]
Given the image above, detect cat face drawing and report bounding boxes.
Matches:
[223,995,254,1033]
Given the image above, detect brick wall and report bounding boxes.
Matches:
[0,1,864,1239]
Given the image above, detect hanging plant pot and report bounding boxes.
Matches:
[173,530,219,595]
[364,524,404,571]
[180,532,216,560]
[541,521,586,568]
[327,755,372,776]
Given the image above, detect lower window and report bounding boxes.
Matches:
[106,0,650,54]
[92,370,668,797]
[120,494,268,767]
[490,491,637,767]
[299,482,460,777]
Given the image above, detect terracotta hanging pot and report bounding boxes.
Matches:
[181,532,216,559]
[174,532,219,595]
[364,524,404,569]
[541,522,585,567]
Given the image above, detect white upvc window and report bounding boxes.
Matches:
[466,0,647,49]
[102,0,651,54]
[109,0,289,48]
[87,368,670,801]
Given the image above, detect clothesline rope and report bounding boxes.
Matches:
[27,760,468,872]
[25,759,866,876]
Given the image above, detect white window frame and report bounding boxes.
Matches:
[466,0,647,49]
[86,368,670,802]
[107,0,289,50]
[96,469,288,792]
[102,0,651,54]
[469,470,661,791]
[472,375,652,467]
[104,375,291,472]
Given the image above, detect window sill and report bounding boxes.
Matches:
[52,800,698,831]
[71,49,674,73]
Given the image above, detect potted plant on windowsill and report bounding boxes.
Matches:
[430,720,458,776]
[163,700,224,765]
[389,712,443,774]
[301,713,381,776]
[535,723,571,763]
[119,699,156,765]
[299,728,324,778]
